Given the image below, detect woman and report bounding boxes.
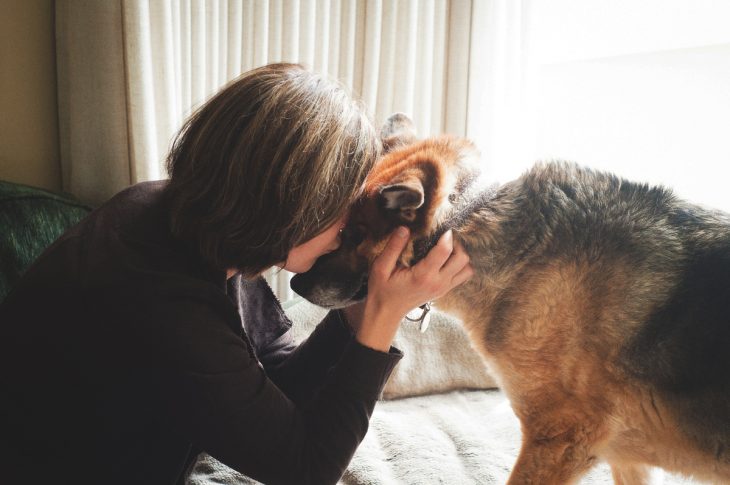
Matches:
[0,63,472,484]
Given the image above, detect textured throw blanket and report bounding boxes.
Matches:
[188,389,699,484]
[187,300,703,485]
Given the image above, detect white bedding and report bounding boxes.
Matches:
[188,389,700,484]
[186,300,705,485]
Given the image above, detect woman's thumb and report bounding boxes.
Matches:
[374,226,410,274]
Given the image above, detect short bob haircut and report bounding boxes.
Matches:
[165,63,380,277]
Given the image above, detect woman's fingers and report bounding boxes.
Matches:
[371,226,410,279]
[426,238,473,297]
[417,230,454,274]
[366,226,473,318]
[439,240,470,276]
[450,263,474,287]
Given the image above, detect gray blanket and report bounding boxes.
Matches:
[187,300,705,485]
[188,389,700,484]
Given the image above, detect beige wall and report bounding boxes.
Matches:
[0,0,61,192]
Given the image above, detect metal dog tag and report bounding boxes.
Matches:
[405,302,432,333]
[419,310,431,333]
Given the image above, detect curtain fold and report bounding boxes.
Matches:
[56,0,533,300]
[56,0,131,205]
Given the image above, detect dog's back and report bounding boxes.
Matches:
[444,161,730,483]
[509,162,730,395]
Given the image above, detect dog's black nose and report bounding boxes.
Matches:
[289,273,308,297]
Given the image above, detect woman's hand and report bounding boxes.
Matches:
[353,226,473,351]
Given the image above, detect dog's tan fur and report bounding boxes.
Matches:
[439,260,721,484]
[291,115,730,484]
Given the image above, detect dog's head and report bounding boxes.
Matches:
[290,113,482,308]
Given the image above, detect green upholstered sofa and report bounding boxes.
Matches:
[0,180,91,303]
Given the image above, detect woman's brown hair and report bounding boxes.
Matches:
[165,63,379,277]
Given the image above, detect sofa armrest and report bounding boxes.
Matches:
[0,180,91,303]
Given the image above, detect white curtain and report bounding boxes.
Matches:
[56,0,532,300]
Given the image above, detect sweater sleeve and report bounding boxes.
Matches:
[258,310,360,405]
[230,275,382,406]
[147,299,402,485]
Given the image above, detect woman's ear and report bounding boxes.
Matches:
[379,179,424,222]
[381,113,417,153]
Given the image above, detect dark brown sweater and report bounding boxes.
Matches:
[0,181,402,485]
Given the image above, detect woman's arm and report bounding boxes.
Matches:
[146,298,401,485]
[230,276,391,406]
[260,309,371,405]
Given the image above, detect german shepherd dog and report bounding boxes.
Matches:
[290,114,730,484]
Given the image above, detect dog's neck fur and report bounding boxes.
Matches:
[410,174,551,284]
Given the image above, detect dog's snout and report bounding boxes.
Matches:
[289,273,309,297]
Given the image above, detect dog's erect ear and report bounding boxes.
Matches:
[381,113,417,153]
[379,179,424,222]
